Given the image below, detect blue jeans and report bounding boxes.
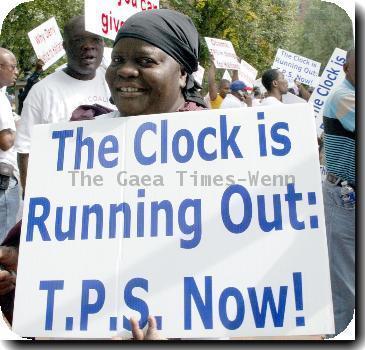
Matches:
[0,176,19,243]
[323,179,355,336]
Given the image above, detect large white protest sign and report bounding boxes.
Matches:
[205,37,240,70]
[85,0,159,41]
[308,48,347,137]
[272,49,321,87]
[27,17,65,71]
[238,59,258,88]
[13,104,334,339]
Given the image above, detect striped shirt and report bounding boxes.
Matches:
[323,79,355,184]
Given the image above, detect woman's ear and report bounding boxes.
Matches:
[179,66,188,89]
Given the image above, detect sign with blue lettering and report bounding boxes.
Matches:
[13,104,334,338]
[272,48,321,87]
[308,48,347,136]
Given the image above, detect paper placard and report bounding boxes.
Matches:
[193,64,205,86]
[14,105,334,339]
[238,59,258,88]
[27,17,65,70]
[222,70,232,82]
[272,48,321,87]
[205,37,240,70]
[85,0,159,40]
[100,47,113,71]
[308,48,347,136]
[282,92,307,104]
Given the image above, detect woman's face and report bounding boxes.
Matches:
[106,37,187,116]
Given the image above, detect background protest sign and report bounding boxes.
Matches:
[205,37,240,70]
[13,105,334,339]
[193,64,205,86]
[84,0,159,41]
[101,47,113,71]
[27,17,65,71]
[222,70,232,82]
[238,59,258,88]
[308,48,347,137]
[272,48,321,87]
[282,92,307,104]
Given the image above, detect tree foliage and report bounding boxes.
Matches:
[0,0,83,76]
[0,0,354,80]
[160,0,299,75]
[288,0,353,73]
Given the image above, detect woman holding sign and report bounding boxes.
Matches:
[1,8,206,339]
[103,10,207,338]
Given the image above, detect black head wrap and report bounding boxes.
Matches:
[114,9,206,107]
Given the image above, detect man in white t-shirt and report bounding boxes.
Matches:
[15,15,115,194]
[220,80,252,109]
[260,69,288,106]
[0,48,19,242]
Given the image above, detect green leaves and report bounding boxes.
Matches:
[290,0,353,74]
[162,0,298,76]
[0,0,83,77]
[0,0,353,83]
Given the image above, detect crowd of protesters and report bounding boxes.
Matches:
[0,7,355,340]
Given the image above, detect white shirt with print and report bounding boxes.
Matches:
[15,68,115,153]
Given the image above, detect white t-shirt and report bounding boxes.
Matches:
[15,68,115,153]
[252,98,261,106]
[96,110,120,120]
[259,96,283,106]
[0,91,18,174]
[220,94,247,109]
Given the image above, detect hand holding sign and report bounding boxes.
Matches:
[0,247,17,294]
[35,59,45,72]
[131,316,166,340]
[0,270,15,295]
[0,246,18,273]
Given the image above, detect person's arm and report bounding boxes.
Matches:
[0,129,15,151]
[16,88,40,195]
[207,56,218,101]
[17,153,29,196]
[25,60,44,89]
[232,69,239,81]
[19,61,44,109]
